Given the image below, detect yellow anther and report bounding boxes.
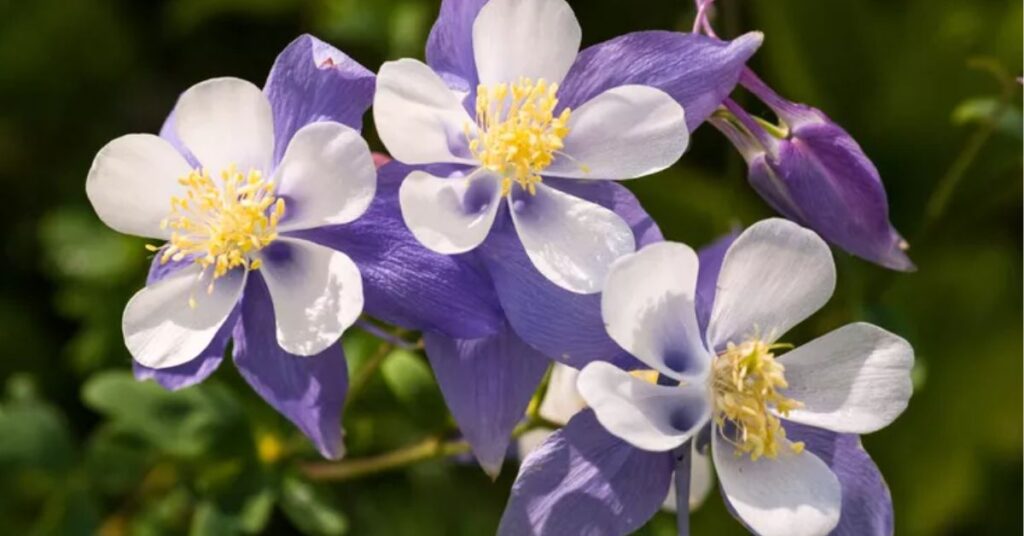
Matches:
[629,369,660,384]
[155,164,284,296]
[711,337,804,460]
[465,77,577,196]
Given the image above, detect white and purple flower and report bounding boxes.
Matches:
[374,0,761,294]
[501,220,914,535]
[85,35,379,459]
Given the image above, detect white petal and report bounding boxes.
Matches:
[174,77,274,174]
[373,59,477,165]
[510,183,635,294]
[274,122,376,232]
[546,85,688,180]
[777,322,914,434]
[661,443,715,513]
[517,428,555,460]
[399,170,503,254]
[577,361,709,452]
[713,431,841,536]
[86,134,191,239]
[472,0,581,85]
[123,266,243,369]
[602,242,711,380]
[257,238,363,356]
[537,363,586,425]
[708,218,835,349]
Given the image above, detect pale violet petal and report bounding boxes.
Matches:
[713,430,841,536]
[86,134,191,239]
[577,361,709,452]
[602,242,711,380]
[777,322,914,434]
[399,170,503,254]
[537,363,587,425]
[472,0,581,86]
[509,183,635,294]
[274,122,376,232]
[257,238,363,356]
[174,77,275,174]
[708,218,836,349]
[373,59,476,165]
[123,265,244,369]
[546,85,688,180]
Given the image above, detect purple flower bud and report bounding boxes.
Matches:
[711,71,914,271]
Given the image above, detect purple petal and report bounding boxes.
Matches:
[263,34,375,164]
[559,31,762,131]
[290,162,505,339]
[232,273,348,459]
[425,0,488,92]
[498,409,674,536]
[132,308,236,391]
[479,179,660,368]
[695,230,739,335]
[785,421,895,536]
[423,322,549,477]
[748,122,914,271]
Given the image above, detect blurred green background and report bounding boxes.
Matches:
[0,0,1020,534]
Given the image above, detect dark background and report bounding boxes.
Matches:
[0,0,1020,534]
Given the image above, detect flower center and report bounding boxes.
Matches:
[711,337,804,460]
[151,164,285,300]
[465,78,577,196]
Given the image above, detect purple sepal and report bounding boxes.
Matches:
[498,410,674,536]
[132,309,237,391]
[478,180,659,368]
[425,0,488,92]
[695,230,739,334]
[785,421,895,536]
[734,72,914,271]
[291,162,504,339]
[423,322,549,478]
[232,273,348,460]
[263,34,375,164]
[558,31,763,131]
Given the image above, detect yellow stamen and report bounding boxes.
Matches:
[711,337,805,460]
[465,78,577,196]
[155,164,284,300]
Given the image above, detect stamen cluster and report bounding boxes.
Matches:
[466,78,571,196]
[711,338,805,460]
[154,165,285,293]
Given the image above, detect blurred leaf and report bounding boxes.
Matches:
[380,349,447,428]
[82,371,247,458]
[38,208,144,283]
[951,97,1023,139]
[190,501,241,536]
[279,475,348,536]
[0,375,75,476]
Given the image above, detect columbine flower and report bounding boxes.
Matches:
[578,218,914,534]
[377,0,723,294]
[86,35,377,458]
[501,220,913,536]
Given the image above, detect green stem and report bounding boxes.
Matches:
[345,341,393,405]
[302,416,561,482]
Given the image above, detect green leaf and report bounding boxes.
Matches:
[81,371,247,458]
[379,349,447,428]
[279,475,348,536]
[951,97,1023,139]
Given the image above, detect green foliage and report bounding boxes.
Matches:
[0,0,1019,534]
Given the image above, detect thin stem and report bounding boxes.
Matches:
[355,318,421,350]
[921,58,1017,233]
[674,441,692,536]
[345,340,393,405]
[302,415,561,482]
[303,436,471,481]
